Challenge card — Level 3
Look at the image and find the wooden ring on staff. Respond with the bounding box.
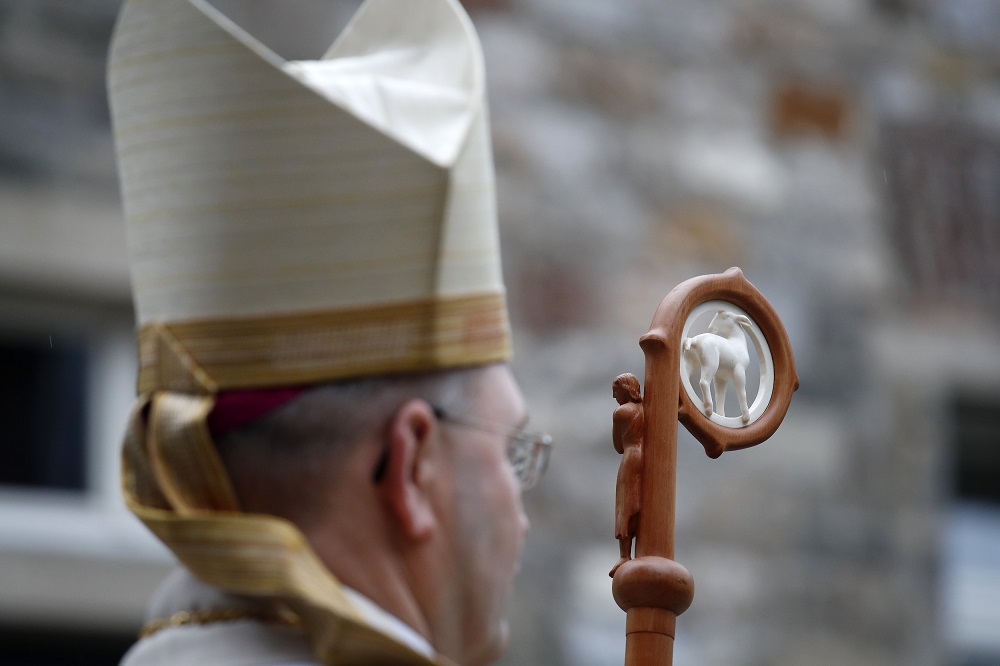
[640,267,799,459]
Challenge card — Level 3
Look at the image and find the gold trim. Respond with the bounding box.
[147,393,239,514]
[137,293,510,394]
[139,607,302,639]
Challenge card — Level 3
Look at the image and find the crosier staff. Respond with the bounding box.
[610,267,799,665]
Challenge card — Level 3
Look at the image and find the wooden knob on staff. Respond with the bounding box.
[613,556,694,664]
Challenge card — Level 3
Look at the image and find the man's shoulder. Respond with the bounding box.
[120,618,320,666]
[121,569,320,666]
[120,568,444,666]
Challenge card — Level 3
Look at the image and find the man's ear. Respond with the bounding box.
[377,399,440,542]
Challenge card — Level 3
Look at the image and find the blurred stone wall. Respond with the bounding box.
[2,1,1000,664]
[479,1,1000,665]
[0,0,118,184]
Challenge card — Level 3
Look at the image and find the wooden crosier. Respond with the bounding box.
[611,267,799,665]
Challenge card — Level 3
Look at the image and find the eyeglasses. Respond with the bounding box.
[431,405,552,491]
[371,403,552,491]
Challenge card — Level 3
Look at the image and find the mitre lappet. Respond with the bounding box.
[107,0,508,663]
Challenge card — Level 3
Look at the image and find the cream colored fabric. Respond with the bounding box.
[109,0,510,392]
[121,569,436,666]
[285,0,480,167]
[109,0,503,326]
[283,0,501,302]
[122,568,320,666]
[339,588,434,660]
[122,618,318,666]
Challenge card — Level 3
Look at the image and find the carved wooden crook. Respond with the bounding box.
[611,267,799,665]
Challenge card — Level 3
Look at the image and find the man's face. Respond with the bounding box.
[443,365,530,665]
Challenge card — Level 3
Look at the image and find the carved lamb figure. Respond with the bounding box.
[683,310,753,424]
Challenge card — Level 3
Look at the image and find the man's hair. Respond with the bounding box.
[215,367,488,527]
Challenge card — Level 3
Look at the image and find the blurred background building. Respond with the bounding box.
[0,0,998,664]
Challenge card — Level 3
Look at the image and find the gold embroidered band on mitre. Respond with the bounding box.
[137,293,511,394]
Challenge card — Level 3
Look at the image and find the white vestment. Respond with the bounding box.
[121,568,433,666]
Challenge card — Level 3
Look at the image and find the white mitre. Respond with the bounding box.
[108,0,509,394]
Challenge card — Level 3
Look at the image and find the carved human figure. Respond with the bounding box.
[610,373,644,578]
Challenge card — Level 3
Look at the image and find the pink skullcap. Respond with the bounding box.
[208,387,305,439]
